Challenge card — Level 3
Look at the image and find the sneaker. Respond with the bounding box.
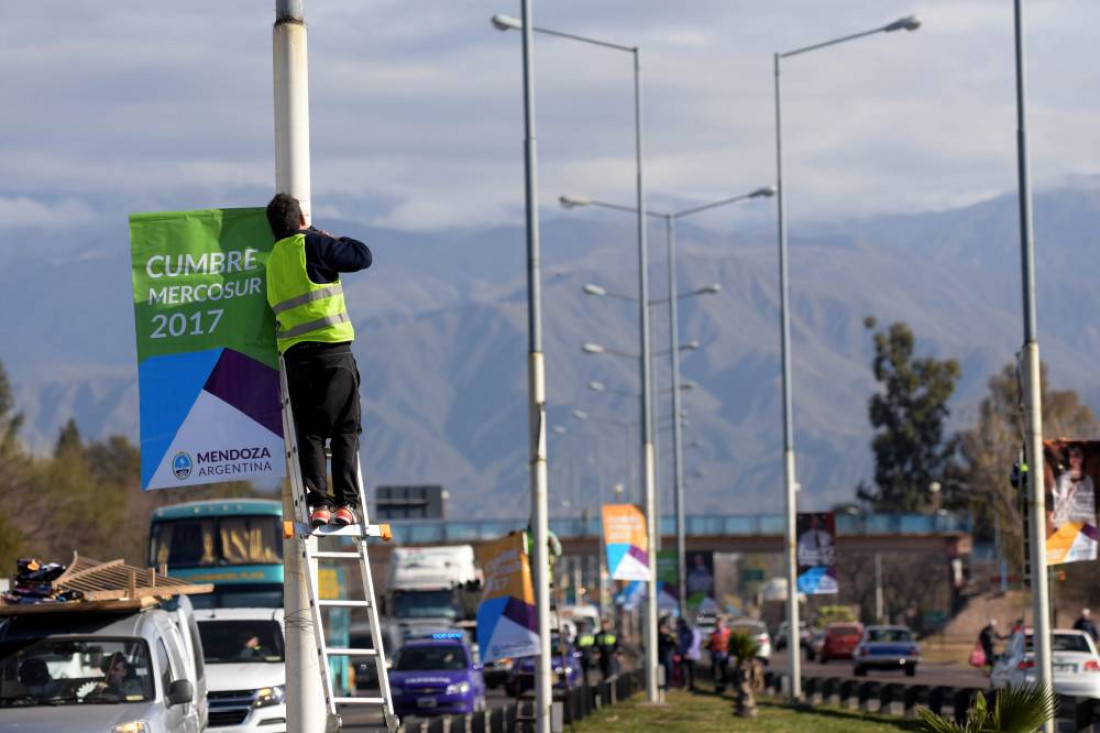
[310,507,332,527]
[334,506,356,527]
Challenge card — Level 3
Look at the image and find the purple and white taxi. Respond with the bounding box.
[389,633,486,717]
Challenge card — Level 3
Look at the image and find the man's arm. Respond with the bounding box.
[304,227,372,274]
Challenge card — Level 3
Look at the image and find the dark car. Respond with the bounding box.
[853,625,920,677]
[506,635,581,696]
[388,634,486,717]
[819,622,863,663]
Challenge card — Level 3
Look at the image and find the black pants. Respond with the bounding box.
[682,659,695,690]
[285,343,361,510]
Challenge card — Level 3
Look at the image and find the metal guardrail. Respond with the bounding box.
[385,513,972,545]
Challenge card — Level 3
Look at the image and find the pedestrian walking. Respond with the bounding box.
[1074,608,1100,643]
[677,617,701,691]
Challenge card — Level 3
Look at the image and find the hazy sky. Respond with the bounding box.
[3,1,1098,235]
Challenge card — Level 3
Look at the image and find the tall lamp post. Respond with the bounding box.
[773,14,919,699]
[490,3,552,729]
[491,14,662,701]
[1013,1,1052,720]
[272,2,324,729]
[562,187,773,614]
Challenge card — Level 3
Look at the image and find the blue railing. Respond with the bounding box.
[383,513,972,545]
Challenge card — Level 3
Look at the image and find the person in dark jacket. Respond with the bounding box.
[978,619,1006,674]
[657,616,677,691]
[1074,608,1100,643]
[677,617,701,691]
[265,193,372,527]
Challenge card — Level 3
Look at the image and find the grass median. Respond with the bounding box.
[570,686,916,733]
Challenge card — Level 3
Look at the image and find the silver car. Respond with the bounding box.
[0,606,205,732]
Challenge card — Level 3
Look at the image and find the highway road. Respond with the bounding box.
[769,649,990,690]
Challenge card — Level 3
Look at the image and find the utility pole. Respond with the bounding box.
[1013,2,1052,726]
[272,1,324,730]
[874,552,884,624]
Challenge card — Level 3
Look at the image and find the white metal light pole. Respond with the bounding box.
[773,14,920,700]
[563,188,771,614]
[1013,0,1053,722]
[490,9,651,695]
[272,1,323,729]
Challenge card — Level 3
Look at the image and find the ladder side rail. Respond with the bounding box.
[302,542,341,723]
[354,459,399,731]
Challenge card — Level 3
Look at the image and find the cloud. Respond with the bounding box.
[3,0,1099,232]
[0,196,97,228]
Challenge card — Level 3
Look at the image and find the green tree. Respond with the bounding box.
[958,362,1099,577]
[859,319,961,512]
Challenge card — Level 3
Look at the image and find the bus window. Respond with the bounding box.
[219,517,282,565]
[152,519,217,568]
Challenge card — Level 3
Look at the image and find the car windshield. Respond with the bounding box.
[393,590,458,620]
[1024,634,1093,654]
[0,637,154,707]
[866,628,912,643]
[198,619,284,664]
[394,644,467,671]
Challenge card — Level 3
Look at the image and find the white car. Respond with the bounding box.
[729,619,772,661]
[197,608,287,732]
[990,628,1100,698]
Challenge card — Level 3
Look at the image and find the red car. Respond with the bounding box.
[819,622,864,663]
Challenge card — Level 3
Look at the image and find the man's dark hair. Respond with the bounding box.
[266,193,303,239]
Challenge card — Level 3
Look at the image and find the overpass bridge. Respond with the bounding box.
[373,512,972,560]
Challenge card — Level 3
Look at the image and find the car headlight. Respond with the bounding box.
[254,685,286,708]
[111,723,150,733]
[445,681,471,695]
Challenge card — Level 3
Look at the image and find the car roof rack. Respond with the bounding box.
[0,553,213,616]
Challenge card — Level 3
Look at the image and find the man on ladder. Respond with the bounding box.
[265,192,371,528]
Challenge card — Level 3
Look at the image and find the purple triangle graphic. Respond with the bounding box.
[627,545,649,566]
[203,349,283,438]
[502,597,538,634]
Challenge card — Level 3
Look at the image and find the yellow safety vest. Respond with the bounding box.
[265,233,355,354]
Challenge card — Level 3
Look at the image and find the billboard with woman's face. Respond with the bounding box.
[1044,440,1099,565]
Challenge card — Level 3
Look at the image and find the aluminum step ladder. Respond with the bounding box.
[278,357,399,732]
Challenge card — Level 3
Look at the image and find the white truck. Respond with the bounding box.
[386,546,480,641]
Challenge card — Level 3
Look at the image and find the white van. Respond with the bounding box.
[196,607,286,732]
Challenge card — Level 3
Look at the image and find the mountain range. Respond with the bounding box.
[7,182,1100,518]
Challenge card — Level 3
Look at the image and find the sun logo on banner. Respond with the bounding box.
[172,452,193,480]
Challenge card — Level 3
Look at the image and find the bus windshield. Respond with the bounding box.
[393,589,458,620]
[150,515,282,569]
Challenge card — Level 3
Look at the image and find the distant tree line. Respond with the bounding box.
[0,360,264,575]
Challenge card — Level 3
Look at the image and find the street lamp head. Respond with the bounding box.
[490,14,522,31]
[559,194,592,209]
[552,425,567,435]
[682,340,701,351]
[884,14,921,32]
[750,186,777,198]
[681,381,695,391]
[581,342,606,354]
[700,284,722,295]
[582,284,607,297]
[571,409,589,421]
[587,381,607,392]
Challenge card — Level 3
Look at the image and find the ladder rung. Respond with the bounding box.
[318,599,373,608]
[326,647,378,657]
[312,551,361,559]
[292,522,392,539]
[334,696,387,706]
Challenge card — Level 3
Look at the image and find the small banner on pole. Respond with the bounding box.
[477,533,539,663]
[796,512,838,595]
[129,208,284,490]
[685,550,717,611]
[1044,439,1099,565]
[602,504,650,581]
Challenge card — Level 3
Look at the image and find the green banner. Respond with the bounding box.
[130,208,284,490]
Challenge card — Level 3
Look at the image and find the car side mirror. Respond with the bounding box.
[167,679,194,706]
